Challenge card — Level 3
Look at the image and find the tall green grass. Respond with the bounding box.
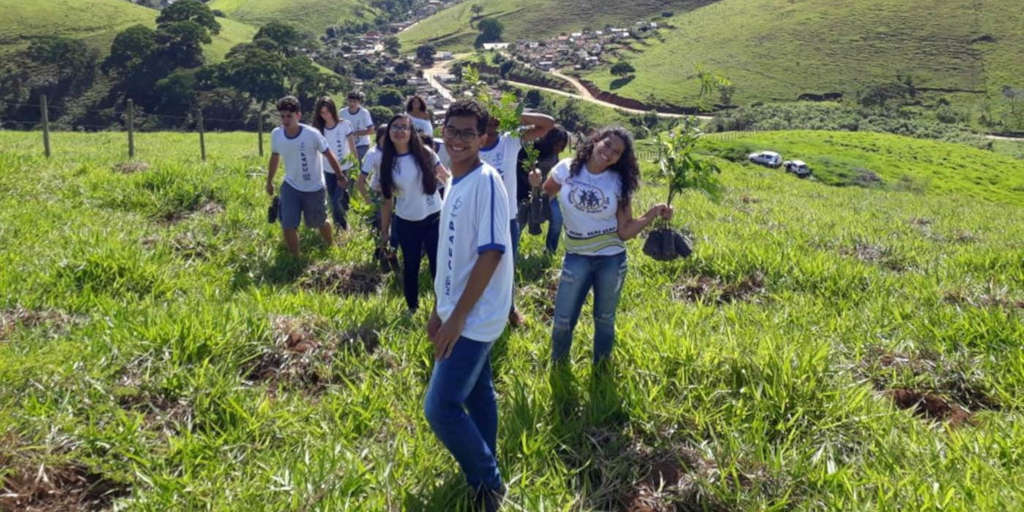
[1,130,1022,509]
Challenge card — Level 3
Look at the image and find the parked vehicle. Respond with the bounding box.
[748,150,782,168]
[783,159,812,178]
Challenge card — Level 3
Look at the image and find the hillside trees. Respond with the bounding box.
[475,18,504,47]
[0,36,98,124]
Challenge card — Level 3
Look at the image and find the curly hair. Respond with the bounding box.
[569,126,639,206]
[379,114,438,199]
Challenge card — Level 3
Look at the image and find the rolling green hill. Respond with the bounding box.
[208,0,377,37]
[398,0,706,51]
[581,0,1024,111]
[1,129,1022,509]
[0,0,258,62]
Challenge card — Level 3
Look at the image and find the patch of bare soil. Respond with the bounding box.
[112,161,149,174]
[0,308,82,341]
[160,200,225,225]
[884,389,972,426]
[299,263,383,296]
[0,435,129,511]
[840,243,909,271]
[244,315,380,394]
[672,271,765,304]
[943,286,1024,310]
[859,348,1001,426]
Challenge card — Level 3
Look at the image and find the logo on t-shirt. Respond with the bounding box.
[299,141,311,181]
[568,181,610,214]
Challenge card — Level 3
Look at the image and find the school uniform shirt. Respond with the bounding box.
[550,158,625,256]
[361,146,382,177]
[370,151,443,221]
[271,124,329,192]
[321,120,355,172]
[412,116,433,136]
[340,106,374,147]
[435,140,451,169]
[479,133,522,218]
[435,163,513,342]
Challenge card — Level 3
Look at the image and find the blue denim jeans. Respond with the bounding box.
[551,251,628,364]
[323,171,351,227]
[546,197,563,253]
[423,337,502,490]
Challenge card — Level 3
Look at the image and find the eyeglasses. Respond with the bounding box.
[443,126,480,141]
[390,125,411,132]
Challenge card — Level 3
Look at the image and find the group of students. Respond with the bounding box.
[264,93,672,510]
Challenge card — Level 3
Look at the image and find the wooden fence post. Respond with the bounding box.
[257,113,264,157]
[198,109,206,162]
[41,95,51,158]
[127,99,135,159]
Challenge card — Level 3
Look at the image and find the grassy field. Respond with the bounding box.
[1,130,1023,510]
[580,0,1024,112]
[398,0,707,52]
[209,0,377,37]
[0,0,258,62]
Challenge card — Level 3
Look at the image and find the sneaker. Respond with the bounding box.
[508,309,525,329]
[471,484,506,512]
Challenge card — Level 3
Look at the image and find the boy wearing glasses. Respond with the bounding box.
[424,100,513,511]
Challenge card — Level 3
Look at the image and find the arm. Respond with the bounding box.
[322,150,348,186]
[520,112,555,143]
[430,250,503,359]
[347,135,359,167]
[616,201,673,241]
[357,173,369,199]
[541,173,561,198]
[265,153,280,195]
[434,162,450,184]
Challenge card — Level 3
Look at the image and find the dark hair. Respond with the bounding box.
[570,126,639,206]
[276,95,300,113]
[347,91,365,102]
[536,124,569,159]
[312,96,339,134]
[443,99,489,134]
[374,124,389,148]
[405,95,428,114]
[380,114,438,199]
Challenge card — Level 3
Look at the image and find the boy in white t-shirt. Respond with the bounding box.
[341,91,376,160]
[479,110,555,328]
[265,96,347,257]
[424,99,512,511]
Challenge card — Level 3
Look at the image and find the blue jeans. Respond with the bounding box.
[546,197,562,253]
[323,171,349,227]
[424,337,502,490]
[551,251,628,364]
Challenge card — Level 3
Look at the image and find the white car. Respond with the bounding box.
[748,151,782,168]
[783,160,812,178]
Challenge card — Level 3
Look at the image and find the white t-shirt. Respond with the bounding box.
[435,141,451,169]
[340,106,374,147]
[370,151,443,221]
[551,158,625,256]
[412,116,433,136]
[361,146,382,176]
[435,163,513,342]
[321,120,355,172]
[271,124,329,192]
[479,134,522,218]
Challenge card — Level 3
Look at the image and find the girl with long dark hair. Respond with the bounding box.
[406,95,434,136]
[314,96,358,230]
[372,114,449,312]
[540,127,673,365]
